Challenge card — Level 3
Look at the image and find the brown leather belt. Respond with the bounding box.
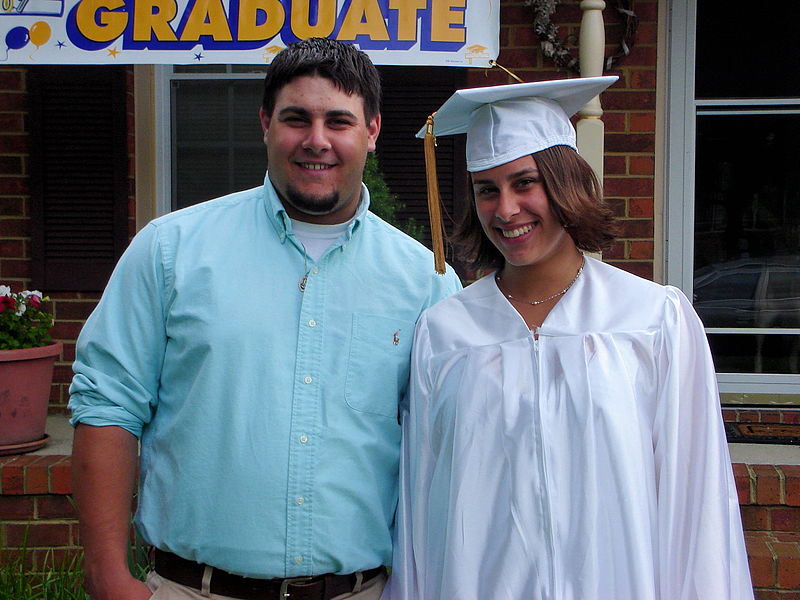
[153,549,385,600]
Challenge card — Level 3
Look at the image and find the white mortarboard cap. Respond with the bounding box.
[417,76,618,172]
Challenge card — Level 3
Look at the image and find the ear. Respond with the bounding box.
[366,113,381,152]
[259,107,271,143]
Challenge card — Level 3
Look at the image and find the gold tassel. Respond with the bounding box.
[424,113,446,274]
[489,60,524,83]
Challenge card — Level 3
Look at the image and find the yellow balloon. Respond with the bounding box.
[29,21,51,48]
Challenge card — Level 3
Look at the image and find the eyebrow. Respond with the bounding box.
[277,106,360,121]
[472,168,540,185]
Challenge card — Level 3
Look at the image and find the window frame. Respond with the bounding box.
[664,0,800,395]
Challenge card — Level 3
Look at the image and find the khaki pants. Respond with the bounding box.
[146,570,387,600]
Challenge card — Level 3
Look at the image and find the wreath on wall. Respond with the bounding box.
[526,0,639,75]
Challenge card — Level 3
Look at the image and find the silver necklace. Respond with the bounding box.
[496,255,585,306]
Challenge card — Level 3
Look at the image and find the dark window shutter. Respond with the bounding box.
[28,66,128,292]
[376,67,467,263]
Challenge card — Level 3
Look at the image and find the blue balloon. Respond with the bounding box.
[6,27,30,51]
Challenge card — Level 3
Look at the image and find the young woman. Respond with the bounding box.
[384,78,753,600]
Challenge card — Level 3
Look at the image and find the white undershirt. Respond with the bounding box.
[290,218,352,261]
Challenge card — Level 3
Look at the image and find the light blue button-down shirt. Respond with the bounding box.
[69,175,461,578]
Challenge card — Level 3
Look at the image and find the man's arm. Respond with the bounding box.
[72,424,151,600]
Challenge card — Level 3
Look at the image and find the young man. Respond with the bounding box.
[69,38,461,600]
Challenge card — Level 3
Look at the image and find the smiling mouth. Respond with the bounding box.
[500,224,534,239]
[298,162,333,171]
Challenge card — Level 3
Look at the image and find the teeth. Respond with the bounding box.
[300,163,331,170]
[501,225,533,238]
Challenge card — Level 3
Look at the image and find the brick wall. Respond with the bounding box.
[0,454,794,597]
[0,65,135,413]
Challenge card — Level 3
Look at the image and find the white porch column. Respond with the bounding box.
[576,0,607,179]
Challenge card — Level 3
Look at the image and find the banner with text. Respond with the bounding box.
[0,0,498,65]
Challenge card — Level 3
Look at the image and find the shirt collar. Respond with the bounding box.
[262,172,370,245]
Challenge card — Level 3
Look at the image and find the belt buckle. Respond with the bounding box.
[279,576,314,599]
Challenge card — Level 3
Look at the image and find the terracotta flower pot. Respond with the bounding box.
[0,340,62,454]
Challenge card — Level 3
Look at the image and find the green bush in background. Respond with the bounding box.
[364,152,424,242]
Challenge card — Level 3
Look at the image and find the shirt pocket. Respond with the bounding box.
[345,313,415,418]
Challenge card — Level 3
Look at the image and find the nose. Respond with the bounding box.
[302,121,331,154]
[493,189,520,223]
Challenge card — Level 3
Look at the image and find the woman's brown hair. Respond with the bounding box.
[452,144,618,272]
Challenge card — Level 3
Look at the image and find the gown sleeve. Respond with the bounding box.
[653,287,754,599]
[383,314,436,600]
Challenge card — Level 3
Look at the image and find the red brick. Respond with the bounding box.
[747,533,777,588]
[0,69,23,90]
[36,495,78,519]
[604,177,654,197]
[628,198,654,218]
[760,410,783,424]
[54,300,98,320]
[740,410,762,423]
[610,261,653,280]
[629,156,654,176]
[0,496,35,519]
[511,25,538,47]
[0,239,24,256]
[604,240,625,260]
[0,259,31,278]
[628,240,653,260]
[4,521,72,547]
[601,112,626,133]
[0,218,29,237]
[50,321,85,341]
[629,112,656,133]
[50,457,72,494]
[783,466,800,507]
[772,508,800,532]
[774,532,800,543]
[783,411,800,424]
[773,541,800,589]
[616,219,654,239]
[0,133,27,153]
[742,506,772,531]
[734,463,754,505]
[24,463,50,495]
[603,91,657,111]
[633,23,659,46]
[0,114,24,133]
[0,176,27,194]
[606,133,655,153]
[499,4,531,24]
[754,465,783,505]
[606,197,626,218]
[604,155,626,176]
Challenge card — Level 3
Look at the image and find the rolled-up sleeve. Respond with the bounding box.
[69,223,169,438]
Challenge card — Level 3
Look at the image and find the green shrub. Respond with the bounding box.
[364,152,424,242]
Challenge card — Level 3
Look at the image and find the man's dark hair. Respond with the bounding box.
[262,37,381,121]
[453,145,618,272]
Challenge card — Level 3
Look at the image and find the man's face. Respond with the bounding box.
[260,75,381,224]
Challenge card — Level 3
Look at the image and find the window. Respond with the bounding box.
[665,1,800,394]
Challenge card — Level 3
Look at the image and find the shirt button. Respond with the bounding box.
[299,434,309,444]
[295,556,304,565]
[308,319,316,327]
[303,376,313,384]
[295,497,305,505]
[312,266,319,274]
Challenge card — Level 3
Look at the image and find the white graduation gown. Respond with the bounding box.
[385,257,753,600]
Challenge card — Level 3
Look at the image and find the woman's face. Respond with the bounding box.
[472,154,574,268]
